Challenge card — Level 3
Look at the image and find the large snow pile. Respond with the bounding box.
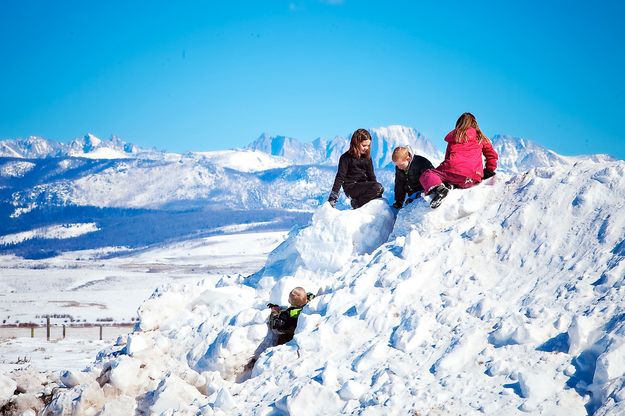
[257,199,395,278]
[41,159,625,415]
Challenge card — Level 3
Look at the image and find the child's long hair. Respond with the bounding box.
[348,128,372,159]
[454,112,491,144]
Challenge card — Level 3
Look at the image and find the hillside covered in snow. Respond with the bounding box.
[29,156,625,415]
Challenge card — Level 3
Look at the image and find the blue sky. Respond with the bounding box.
[1,0,624,159]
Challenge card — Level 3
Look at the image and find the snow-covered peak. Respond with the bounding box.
[193,149,291,172]
[66,133,138,159]
[369,125,443,167]
[83,133,101,149]
[246,125,442,169]
[246,133,306,162]
[70,147,133,159]
[0,134,144,160]
[492,134,569,173]
[0,136,63,158]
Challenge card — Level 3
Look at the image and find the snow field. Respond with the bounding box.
[193,150,291,172]
[0,223,99,245]
[0,231,289,414]
[0,160,36,178]
[43,159,625,415]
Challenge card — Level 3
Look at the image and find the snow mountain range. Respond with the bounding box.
[0,126,614,258]
[0,134,143,160]
[245,125,442,169]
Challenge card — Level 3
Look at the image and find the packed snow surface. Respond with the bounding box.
[0,231,288,326]
[68,147,131,159]
[43,158,625,415]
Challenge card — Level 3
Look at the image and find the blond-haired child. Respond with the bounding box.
[391,146,434,209]
[268,287,315,345]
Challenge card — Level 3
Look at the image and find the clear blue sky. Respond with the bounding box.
[1,0,624,159]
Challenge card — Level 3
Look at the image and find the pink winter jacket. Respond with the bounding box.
[437,127,498,182]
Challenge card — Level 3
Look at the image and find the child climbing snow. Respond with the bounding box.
[420,112,498,208]
[391,146,434,209]
[328,128,384,209]
[268,287,315,345]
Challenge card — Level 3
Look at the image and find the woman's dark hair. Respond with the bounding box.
[348,128,372,159]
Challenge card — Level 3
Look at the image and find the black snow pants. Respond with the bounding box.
[344,181,384,209]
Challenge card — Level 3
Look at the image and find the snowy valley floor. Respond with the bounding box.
[0,231,287,403]
[0,230,289,326]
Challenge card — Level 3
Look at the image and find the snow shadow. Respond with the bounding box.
[237,328,276,383]
[566,349,601,415]
[502,381,523,398]
[536,332,570,353]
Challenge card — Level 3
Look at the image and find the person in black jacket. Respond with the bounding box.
[392,146,434,209]
[328,128,384,209]
[268,287,315,345]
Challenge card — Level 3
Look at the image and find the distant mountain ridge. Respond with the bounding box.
[246,125,444,168]
[1,126,590,174]
[0,126,616,258]
[0,134,143,159]
[492,134,570,173]
[1,126,606,218]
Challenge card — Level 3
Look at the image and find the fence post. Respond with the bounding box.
[99,325,103,341]
[63,324,66,339]
[46,317,50,341]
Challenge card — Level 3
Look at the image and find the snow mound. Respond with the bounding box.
[44,158,625,415]
[257,199,395,281]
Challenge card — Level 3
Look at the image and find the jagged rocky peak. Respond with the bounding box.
[0,136,63,158]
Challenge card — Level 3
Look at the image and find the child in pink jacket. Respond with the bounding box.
[420,112,498,208]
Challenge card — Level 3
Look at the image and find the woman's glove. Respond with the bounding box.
[483,169,496,179]
[328,191,339,208]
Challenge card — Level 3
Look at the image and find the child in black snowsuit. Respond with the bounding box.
[328,128,384,209]
[267,287,315,345]
[391,146,434,209]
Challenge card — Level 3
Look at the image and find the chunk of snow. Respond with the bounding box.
[0,374,17,405]
[287,382,343,416]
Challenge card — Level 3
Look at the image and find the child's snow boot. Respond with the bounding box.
[429,184,449,209]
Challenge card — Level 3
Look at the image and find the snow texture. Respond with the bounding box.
[40,157,625,415]
[0,223,99,245]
